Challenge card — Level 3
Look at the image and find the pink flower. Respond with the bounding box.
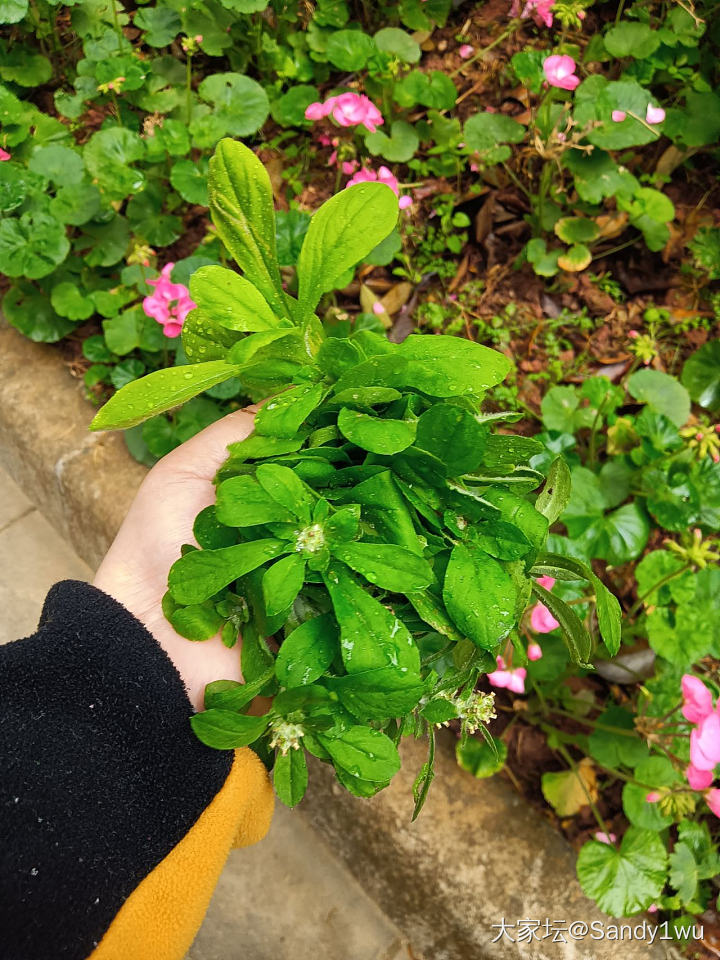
[681,674,714,723]
[315,132,333,146]
[341,160,358,175]
[488,656,527,694]
[328,150,338,166]
[690,712,720,772]
[305,93,384,133]
[511,0,555,27]
[346,164,412,210]
[0,147,10,161]
[459,44,474,59]
[594,831,617,844]
[543,55,580,91]
[527,643,543,661]
[142,263,196,338]
[628,329,639,338]
[686,764,714,791]
[647,904,658,914]
[536,575,555,591]
[372,301,385,315]
[708,789,720,818]
[645,791,661,803]
[531,603,559,632]
[646,104,665,124]
[612,110,627,122]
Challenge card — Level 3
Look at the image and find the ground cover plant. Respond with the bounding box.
[4,0,720,951]
[92,138,620,817]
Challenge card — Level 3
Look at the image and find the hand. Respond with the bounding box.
[94,407,256,710]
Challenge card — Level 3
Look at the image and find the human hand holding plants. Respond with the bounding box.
[94,407,257,711]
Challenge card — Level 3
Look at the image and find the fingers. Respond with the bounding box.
[158,406,257,482]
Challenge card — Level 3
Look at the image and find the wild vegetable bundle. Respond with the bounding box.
[92,139,620,813]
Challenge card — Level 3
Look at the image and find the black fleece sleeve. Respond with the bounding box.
[0,580,233,960]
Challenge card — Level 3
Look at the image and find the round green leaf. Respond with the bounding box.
[627,368,691,428]
[198,73,270,136]
[557,243,592,273]
[0,212,69,279]
[604,22,661,60]
[2,283,74,342]
[170,158,209,205]
[0,49,51,86]
[456,736,507,778]
[365,120,419,162]
[554,217,600,244]
[51,281,94,321]
[0,0,28,23]
[373,27,421,63]
[337,407,416,454]
[464,112,525,151]
[577,827,668,916]
[28,145,84,186]
[133,6,181,46]
[682,340,720,412]
[325,29,376,70]
[270,85,319,127]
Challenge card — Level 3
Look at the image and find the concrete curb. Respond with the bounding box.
[0,323,664,960]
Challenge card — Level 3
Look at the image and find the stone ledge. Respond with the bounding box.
[0,322,663,960]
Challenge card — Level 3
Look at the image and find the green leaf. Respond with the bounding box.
[50,281,93,321]
[216,475,296,526]
[443,543,516,650]
[168,602,224,641]
[2,283,73,343]
[669,842,698,904]
[622,757,678,830]
[271,85,319,127]
[604,22,660,59]
[83,128,145,198]
[256,463,313,522]
[262,553,306,616]
[526,238,560,277]
[320,726,401,782]
[0,212,69,279]
[273,748,308,807]
[394,69,456,110]
[28,145,84,186]
[275,614,338,688]
[0,0,28,23]
[627,369,690,428]
[577,827,667,916]
[208,139,288,321]
[198,73,270,137]
[324,563,420,674]
[365,120,419,163]
[326,666,425,720]
[554,217,600,244]
[682,340,720,412]
[296,182,398,318]
[557,244,592,273]
[464,112,525,151]
[90,360,240,430]
[325,29,375,70]
[134,5,181,45]
[587,707,649,769]
[331,541,433,592]
[170,158,209,205]
[204,671,275,711]
[168,539,287,604]
[102,307,163,355]
[533,552,621,656]
[189,265,281,332]
[337,407,416,454]
[373,26,420,62]
[535,457,572,525]
[191,709,269,749]
[415,403,487,475]
[254,382,326,438]
[532,581,592,666]
[456,735,507,778]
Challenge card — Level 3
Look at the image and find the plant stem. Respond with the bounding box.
[186,53,193,125]
[556,743,611,836]
[450,22,520,78]
[628,562,692,617]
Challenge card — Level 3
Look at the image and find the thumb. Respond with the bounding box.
[159,406,257,482]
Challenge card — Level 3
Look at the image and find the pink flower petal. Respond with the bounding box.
[459,44,474,59]
[686,764,714,791]
[707,788,720,818]
[681,674,714,724]
[0,147,10,161]
[527,643,543,661]
[645,791,661,803]
[530,602,559,633]
[690,713,720,770]
[543,54,580,91]
[611,110,627,122]
[594,831,617,844]
[536,575,555,591]
[645,104,665,124]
